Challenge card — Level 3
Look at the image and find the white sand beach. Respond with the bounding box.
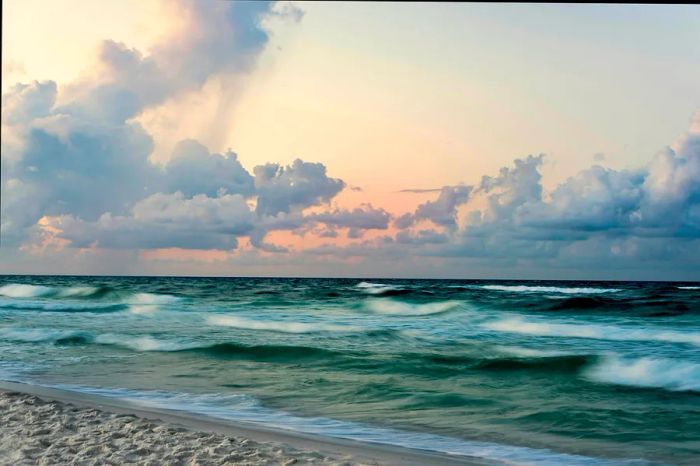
[0,382,477,466]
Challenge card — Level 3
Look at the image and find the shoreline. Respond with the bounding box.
[0,380,483,466]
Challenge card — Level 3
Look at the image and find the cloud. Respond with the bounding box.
[51,192,254,250]
[253,159,345,216]
[399,188,443,193]
[1,0,698,279]
[396,185,472,229]
[309,205,391,230]
[163,139,255,197]
[0,0,282,246]
[1,81,56,126]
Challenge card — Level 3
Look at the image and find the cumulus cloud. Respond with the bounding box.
[163,140,255,197]
[396,185,472,229]
[253,159,345,216]
[0,0,305,249]
[51,192,254,250]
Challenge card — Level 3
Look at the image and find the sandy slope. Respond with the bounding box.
[0,392,375,466]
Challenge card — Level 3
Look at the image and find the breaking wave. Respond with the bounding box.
[207,315,360,333]
[363,298,462,316]
[585,356,700,392]
[480,285,622,294]
[482,317,700,346]
[0,283,107,299]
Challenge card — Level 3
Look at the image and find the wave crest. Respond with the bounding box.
[0,283,108,299]
[585,356,700,392]
[480,285,622,294]
[364,299,462,316]
[207,315,360,333]
[482,317,700,346]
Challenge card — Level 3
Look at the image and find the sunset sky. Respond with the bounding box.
[2,1,700,279]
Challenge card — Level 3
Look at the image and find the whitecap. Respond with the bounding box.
[364,299,462,316]
[93,334,200,352]
[0,283,104,299]
[585,355,700,392]
[482,317,700,346]
[677,286,699,290]
[480,285,622,294]
[207,315,360,333]
[0,284,56,298]
[355,282,403,295]
[126,293,181,314]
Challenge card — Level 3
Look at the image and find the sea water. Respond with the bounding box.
[1,276,699,465]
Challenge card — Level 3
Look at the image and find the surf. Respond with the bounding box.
[481,317,700,346]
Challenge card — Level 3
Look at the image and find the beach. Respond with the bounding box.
[0,382,476,466]
[1,276,698,465]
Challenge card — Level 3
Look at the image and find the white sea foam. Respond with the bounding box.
[0,283,103,299]
[585,356,700,392]
[480,285,622,294]
[364,299,462,316]
[0,327,83,343]
[355,282,402,295]
[94,334,199,352]
[677,286,700,290]
[482,318,700,346]
[207,315,359,333]
[126,293,181,314]
[0,284,56,298]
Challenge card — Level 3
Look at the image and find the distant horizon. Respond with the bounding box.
[1,273,698,284]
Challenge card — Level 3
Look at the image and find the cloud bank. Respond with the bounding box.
[1,1,698,279]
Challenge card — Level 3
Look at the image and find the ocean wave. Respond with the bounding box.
[0,283,108,299]
[93,334,201,352]
[677,286,700,290]
[482,317,700,346]
[355,282,407,296]
[585,356,700,392]
[90,334,344,361]
[207,315,360,333]
[0,301,127,312]
[126,293,182,314]
[473,354,592,373]
[495,345,571,358]
[0,284,178,313]
[364,298,462,316]
[0,327,88,343]
[480,285,622,294]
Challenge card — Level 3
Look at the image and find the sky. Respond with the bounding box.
[1,0,700,280]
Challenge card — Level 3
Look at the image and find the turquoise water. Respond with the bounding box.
[1,276,699,465]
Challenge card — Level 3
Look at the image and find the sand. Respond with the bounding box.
[0,392,369,466]
[0,382,479,466]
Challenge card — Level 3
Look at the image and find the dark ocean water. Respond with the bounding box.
[1,276,699,465]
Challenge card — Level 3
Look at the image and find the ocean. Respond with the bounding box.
[0,275,698,465]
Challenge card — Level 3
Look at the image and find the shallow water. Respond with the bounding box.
[1,276,699,465]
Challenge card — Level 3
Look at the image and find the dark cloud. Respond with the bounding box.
[309,205,391,230]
